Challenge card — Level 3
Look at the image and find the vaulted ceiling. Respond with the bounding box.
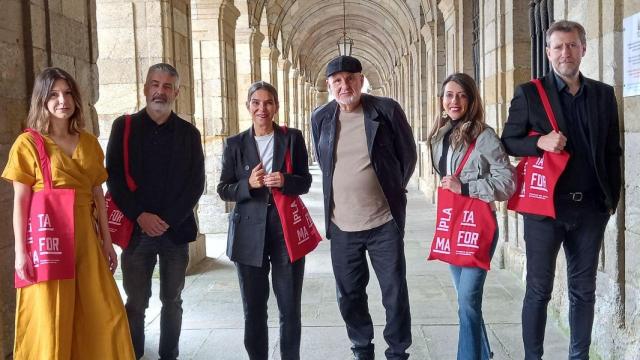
[242,0,437,90]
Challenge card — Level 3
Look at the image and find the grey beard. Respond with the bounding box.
[337,95,359,106]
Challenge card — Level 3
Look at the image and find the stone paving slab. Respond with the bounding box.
[120,167,571,359]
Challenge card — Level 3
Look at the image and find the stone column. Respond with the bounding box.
[191,0,240,258]
[260,43,271,85]
[370,88,385,97]
[261,45,279,89]
[500,0,536,271]
[277,59,290,125]
[392,67,401,100]
[316,89,329,107]
[297,74,306,131]
[303,81,312,148]
[414,39,428,141]
[96,0,195,129]
[236,26,263,131]
[400,56,409,114]
[418,24,437,200]
[438,0,475,75]
[289,68,299,129]
[0,0,99,356]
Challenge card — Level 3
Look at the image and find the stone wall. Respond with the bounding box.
[0,1,98,357]
[618,1,640,357]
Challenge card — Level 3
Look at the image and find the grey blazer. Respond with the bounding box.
[429,125,516,206]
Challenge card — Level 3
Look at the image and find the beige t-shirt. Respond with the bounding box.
[331,105,393,231]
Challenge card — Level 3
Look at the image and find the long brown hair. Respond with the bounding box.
[427,73,486,150]
[26,67,84,134]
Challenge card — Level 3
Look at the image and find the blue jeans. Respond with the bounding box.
[122,231,189,360]
[449,214,498,360]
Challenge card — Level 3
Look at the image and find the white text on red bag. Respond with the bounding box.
[16,130,76,288]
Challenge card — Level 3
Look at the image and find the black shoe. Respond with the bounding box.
[352,349,375,360]
[353,355,374,360]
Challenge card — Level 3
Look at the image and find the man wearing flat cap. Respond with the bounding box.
[311,55,416,360]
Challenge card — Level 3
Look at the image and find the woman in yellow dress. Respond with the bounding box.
[2,67,135,359]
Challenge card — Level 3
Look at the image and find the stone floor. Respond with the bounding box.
[119,166,571,360]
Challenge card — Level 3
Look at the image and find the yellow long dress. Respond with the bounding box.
[2,130,135,360]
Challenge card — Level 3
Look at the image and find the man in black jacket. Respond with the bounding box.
[106,63,205,360]
[501,21,622,360]
[311,56,416,360]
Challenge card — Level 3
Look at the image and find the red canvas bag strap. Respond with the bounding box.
[531,78,560,132]
[123,114,137,191]
[453,140,476,177]
[25,129,53,190]
[280,125,293,173]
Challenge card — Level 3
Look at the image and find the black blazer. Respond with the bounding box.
[311,94,417,237]
[501,72,622,213]
[106,109,205,244]
[217,123,312,267]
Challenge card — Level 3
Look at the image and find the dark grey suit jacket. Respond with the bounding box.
[217,123,312,267]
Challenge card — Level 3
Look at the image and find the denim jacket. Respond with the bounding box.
[429,123,516,208]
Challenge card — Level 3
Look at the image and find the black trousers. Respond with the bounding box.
[329,220,412,360]
[236,205,305,360]
[522,201,610,360]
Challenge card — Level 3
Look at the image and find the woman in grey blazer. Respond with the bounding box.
[428,73,516,360]
[217,81,312,360]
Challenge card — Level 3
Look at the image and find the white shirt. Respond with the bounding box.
[254,132,275,173]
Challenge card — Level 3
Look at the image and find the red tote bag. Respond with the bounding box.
[15,130,76,288]
[428,141,496,270]
[507,79,570,218]
[105,115,137,249]
[272,128,322,262]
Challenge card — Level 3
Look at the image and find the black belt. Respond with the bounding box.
[557,190,598,202]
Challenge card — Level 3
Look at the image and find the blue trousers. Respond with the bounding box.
[449,214,498,360]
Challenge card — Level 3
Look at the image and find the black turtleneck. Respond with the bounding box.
[438,119,469,195]
[438,119,461,175]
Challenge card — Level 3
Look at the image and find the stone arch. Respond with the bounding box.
[269,0,420,93]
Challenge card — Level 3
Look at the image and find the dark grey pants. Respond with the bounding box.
[122,232,189,360]
[329,220,412,360]
[236,205,305,360]
[522,202,610,360]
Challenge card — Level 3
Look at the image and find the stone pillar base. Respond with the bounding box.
[205,233,228,260]
[187,233,207,275]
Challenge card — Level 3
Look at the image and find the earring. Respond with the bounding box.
[441,110,448,119]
